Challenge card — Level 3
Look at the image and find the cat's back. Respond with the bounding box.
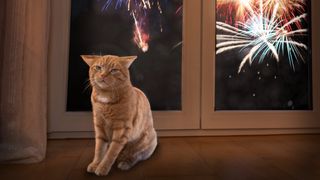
[133,87,151,111]
[132,87,153,127]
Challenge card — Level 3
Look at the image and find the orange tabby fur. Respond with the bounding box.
[81,55,157,176]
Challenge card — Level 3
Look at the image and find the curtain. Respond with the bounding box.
[0,0,50,163]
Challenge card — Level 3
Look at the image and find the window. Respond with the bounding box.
[201,0,320,130]
[49,0,201,134]
[49,0,320,137]
[67,0,183,111]
[215,0,312,110]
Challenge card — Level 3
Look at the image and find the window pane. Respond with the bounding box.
[67,0,183,111]
[215,0,312,110]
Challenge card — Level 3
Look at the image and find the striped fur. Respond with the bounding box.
[81,55,157,176]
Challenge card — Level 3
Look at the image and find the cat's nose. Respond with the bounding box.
[103,77,108,82]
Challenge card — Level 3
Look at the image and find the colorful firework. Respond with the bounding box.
[132,12,149,52]
[99,0,164,52]
[216,0,308,73]
[262,0,306,30]
[216,0,255,25]
[216,0,306,27]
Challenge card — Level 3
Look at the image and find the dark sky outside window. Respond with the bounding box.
[215,0,312,110]
[67,0,183,111]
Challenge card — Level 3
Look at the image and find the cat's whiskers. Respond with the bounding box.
[82,78,92,93]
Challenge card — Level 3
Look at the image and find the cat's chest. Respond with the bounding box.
[93,106,115,139]
[94,105,114,125]
[94,103,126,129]
[95,95,110,104]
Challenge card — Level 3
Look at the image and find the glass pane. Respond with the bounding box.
[67,0,183,111]
[215,0,312,110]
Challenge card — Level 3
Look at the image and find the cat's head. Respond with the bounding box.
[81,55,137,91]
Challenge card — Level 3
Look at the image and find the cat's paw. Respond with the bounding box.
[117,161,132,171]
[95,165,110,176]
[87,162,99,173]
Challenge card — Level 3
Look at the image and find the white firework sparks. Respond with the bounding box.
[216,0,308,73]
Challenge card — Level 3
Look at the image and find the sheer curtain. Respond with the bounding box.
[0,0,50,163]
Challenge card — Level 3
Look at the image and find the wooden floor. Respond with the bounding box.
[0,135,319,180]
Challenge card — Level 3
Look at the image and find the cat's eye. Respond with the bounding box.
[110,69,119,74]
[94,65,102,71]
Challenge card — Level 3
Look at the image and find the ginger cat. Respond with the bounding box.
[81,55,157,176]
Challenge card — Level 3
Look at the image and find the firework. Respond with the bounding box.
[101,0,158,11]
[100,0,164,52]
[216,0,307,27]
[262,0,306,30]
[216,0,308,73]
[262,0,306,17]
[216,0,255,25]
[132,12,149,52]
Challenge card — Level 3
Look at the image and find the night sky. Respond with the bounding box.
[67,0,311,111]
[215,0,312,110]
[67,0,182,111]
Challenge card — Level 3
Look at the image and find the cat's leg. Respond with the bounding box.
[117,130,157,170]
[138,131,157,161]
[116,143,135,170]
[87,126,108,173]
[95,129,128,176]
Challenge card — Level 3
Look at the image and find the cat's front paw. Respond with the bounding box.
[117,161,132,171]
[87,162,99,173]
[95,165,111,176]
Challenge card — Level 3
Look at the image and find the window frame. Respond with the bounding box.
[201,0,320,129]
[48,0,201,134]
[48,0,320,138]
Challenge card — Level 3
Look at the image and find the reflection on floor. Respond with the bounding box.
[0,135,319,180]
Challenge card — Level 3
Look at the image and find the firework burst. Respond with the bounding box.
[216,0,254,25]
[132,12,149,52]
[100,0,164,52]
[216,0,307,27]
[216,0,308,73]
[262,0,306,30]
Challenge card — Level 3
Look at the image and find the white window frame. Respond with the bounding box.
[48,0,202,137]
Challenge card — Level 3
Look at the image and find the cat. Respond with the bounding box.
[81,55,157,176]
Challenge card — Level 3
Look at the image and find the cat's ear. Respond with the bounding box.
[81,55,100,66]
[118,56,137,68]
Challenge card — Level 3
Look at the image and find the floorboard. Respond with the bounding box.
[0,135,319,180]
